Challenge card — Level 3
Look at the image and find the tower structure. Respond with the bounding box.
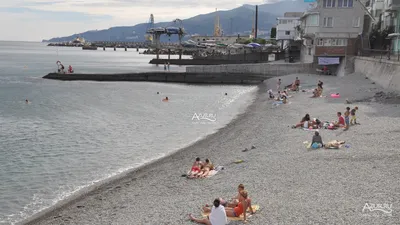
[214,8,222,37]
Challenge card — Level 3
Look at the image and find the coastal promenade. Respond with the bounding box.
[23,73,400,224]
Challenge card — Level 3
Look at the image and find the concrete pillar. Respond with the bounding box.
[156,48,160,60]
[179,49,182,60]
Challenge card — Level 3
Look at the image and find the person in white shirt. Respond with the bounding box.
[189,199,227,225]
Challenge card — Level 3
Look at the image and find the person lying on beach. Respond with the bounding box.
[324,140,345,149]
[188,157,203,178]
[292,114,311,128]
[202,190,253,224]
[196,159,214,178]
[311,131,324,149]
[219,184,253,208]
[334,112,345,128]
[189,198,227,225]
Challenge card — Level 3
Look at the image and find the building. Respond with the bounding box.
[276,12,303,40]
[190,35,250,45]
[299,0,368,64]
[365,0,400,53]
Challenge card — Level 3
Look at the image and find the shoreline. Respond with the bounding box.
[22,73,400,225]
[18,83,264,225]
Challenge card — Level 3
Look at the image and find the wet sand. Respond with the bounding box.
[22,73,400,225]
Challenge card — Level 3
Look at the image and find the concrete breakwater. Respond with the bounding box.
[186,61,315,76]
[42,72,266,84]
[149,58,269,65]
[354,56,400,92]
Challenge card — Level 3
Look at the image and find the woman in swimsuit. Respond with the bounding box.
[197,159,214,178]
[188,157,202,178]
[203,190,253,224]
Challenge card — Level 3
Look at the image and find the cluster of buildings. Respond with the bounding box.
[276,0,400,66]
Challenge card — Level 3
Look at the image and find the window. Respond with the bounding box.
[323,0,336,7]
[352,17,360,27]
[280,20,287,24]
[307,14,319,26]
[338,0,353,7]
[331,39,348,46]
[323,17,334,27]
[287,20,293,23]
[285,31,290,35]
[317,39,324,46]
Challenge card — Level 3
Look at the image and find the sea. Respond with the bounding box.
[0,41,257,224]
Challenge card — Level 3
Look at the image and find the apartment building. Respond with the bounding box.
[299,0,366,63]
[276,12,303,40]
[374,0,400,52]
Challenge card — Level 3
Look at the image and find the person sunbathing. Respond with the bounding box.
[188,157,203,178]
[292,114,310,128]
[324,140,345,149]
[202,190,253,224]
[189,198,227,225]
[196,159,214,178]
[219,184,253,208]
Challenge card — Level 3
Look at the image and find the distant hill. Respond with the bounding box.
[244,0,310,16]
[43,0,309,43]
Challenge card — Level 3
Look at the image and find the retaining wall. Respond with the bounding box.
[186,62,315,77]
[354,56,400,92]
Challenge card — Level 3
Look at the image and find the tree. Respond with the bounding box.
[270,27,276,39]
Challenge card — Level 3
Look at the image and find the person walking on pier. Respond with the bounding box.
[164,63,167,71]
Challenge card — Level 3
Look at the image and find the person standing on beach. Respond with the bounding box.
[350,107,359,125]
[344,107,350,130]
[189,198,227,225]
[277,79,281,91]
[295,77,300,91]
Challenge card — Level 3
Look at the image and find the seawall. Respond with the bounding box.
[354,56,400,92]
[149,58,268,65]
[42,72,267,84]
[186,61,315,76]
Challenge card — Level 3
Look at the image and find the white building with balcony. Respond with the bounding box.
[276,12,303,40]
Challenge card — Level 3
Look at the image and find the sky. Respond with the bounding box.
[0,0,275,41]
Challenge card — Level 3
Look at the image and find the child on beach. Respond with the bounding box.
[277,79,281,91]
[344,107,350,130]
[350,107,359,125]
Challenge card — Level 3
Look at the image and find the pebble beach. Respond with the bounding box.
[22,73,400,225]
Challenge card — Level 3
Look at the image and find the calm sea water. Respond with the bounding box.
[0,42,257,224]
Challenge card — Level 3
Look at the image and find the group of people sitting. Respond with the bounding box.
[188,158,214,178]
[292,114,322,129]
[311,80,324,98]
[189,184,255,225]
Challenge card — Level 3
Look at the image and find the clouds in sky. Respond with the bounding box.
[0,0,269,41]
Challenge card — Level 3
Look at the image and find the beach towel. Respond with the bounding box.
[202,205,260,221]
[303,128,319,132]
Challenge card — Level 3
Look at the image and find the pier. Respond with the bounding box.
[43,72,266,84]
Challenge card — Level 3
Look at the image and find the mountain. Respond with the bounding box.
[43,0,309,43]
[244,0,310,16]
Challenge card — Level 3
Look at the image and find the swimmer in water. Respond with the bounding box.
[25,99,29,103]
[166,97,168,100]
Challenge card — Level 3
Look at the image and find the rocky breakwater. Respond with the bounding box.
[42,72,267,84]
